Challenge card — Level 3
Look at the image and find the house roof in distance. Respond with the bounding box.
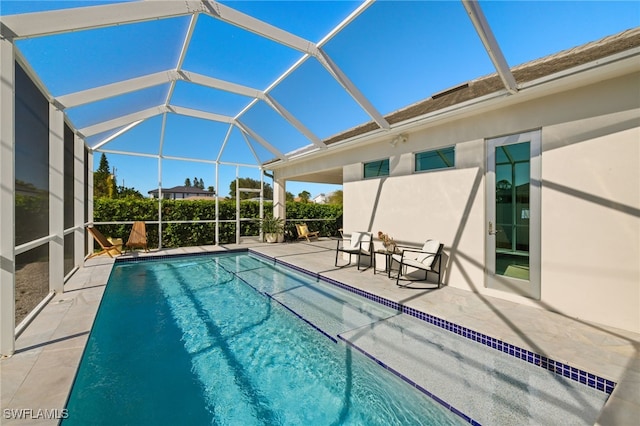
[148,185,213,195]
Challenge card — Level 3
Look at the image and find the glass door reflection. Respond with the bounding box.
[495,142,530,280]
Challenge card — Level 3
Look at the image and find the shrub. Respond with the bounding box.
[92,199,342,248]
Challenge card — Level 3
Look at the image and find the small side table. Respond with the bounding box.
[374,249,401,277]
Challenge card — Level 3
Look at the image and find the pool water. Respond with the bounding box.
[63,253,464,425]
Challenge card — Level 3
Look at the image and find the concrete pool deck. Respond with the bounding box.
[1,239,638,424]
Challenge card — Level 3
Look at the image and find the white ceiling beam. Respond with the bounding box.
[165,14,199,106]
[97,149,158,160]
[180,71,262,99]
[315,48,390,130]
[215,124,235,163]
[57,71,178,109]
[239,130,261,164]
[264,94,325,149]
[0,1,206,40]
[218,160,260,168]
[235,98,261,121]
[462,0,518,94]
[168,105,234,123]
[57,69,263,110]
[317,0,374,48]
[234,120,286,162]
[91,120,144,151]
[260,0,374,95]
[162,154,216,165]
[202,0,317,55]
[79,105,167,137]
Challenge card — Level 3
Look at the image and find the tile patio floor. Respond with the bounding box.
[1,238,638,425]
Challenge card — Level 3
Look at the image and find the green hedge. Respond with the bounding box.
[93,198,342,248]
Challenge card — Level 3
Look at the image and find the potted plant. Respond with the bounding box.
[261,216,285,243]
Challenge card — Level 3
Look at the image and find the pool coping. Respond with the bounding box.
[115,249,616,425]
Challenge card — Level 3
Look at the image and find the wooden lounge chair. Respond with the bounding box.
[126,221,149,252]
[335,231,373,270]
[87,226,121,258]
[296,223,320,242]
[392,239,444,287]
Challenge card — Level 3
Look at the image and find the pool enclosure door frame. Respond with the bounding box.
[485,129,541,299]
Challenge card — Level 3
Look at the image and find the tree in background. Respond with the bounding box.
[328,190,343,205]
[117,185,144,199]
[286,191,294,202]
[185,177,206,189]
[229,177,273,200]
[94,153,117,199]
[298,190,311,203]
[94,153,144,199]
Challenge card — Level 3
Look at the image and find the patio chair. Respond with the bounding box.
[335,231,373,270]
[296,223,320,242]
[87,226,122,258]
[392,239,444,287]
[126,221,149,252]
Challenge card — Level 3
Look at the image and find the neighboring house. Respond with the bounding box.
[148,186,215,200]
[312,193,327,204]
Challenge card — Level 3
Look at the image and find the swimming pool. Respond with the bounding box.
[63,252,609,425]
[63,253,463,425]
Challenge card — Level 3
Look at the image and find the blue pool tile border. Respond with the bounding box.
[338,334,478,425]
[248,249,617,397]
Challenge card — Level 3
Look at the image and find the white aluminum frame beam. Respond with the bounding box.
[82,104,234,141]
[91,120,144,151]
[57,69,262,110]
[263,94,325,149]
[49,105,64,294]
[0,1,206,40]
[462,0,518,94]
[79,106,167,137]
[181,71,263,99]
[202,0,316,55]
[165,14,198,106]
[235,121,286,161]
[240,130,261,165]
[203,0,387,132]
[168,105,234,123]
[0,36,16,356]
[57,71,178,109]
[216,124,235,163]
[73,133,85,268]
[4,0,388,166]
[315,48,390,130]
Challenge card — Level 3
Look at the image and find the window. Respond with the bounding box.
[15,62,49,246]
[415,146,455,172]
[364,159,389,178]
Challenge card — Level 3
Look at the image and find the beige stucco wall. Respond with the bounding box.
[272,71,640,333]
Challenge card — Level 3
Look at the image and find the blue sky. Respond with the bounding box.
[3,0,638,199]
